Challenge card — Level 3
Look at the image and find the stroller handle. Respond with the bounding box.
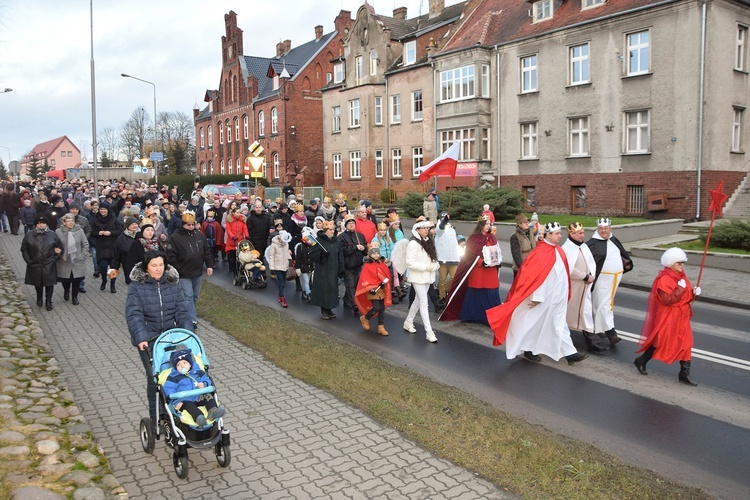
[168,385,216,401]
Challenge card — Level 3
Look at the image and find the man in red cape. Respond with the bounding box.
[355,246,393,336]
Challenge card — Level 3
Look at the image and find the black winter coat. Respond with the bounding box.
[125,265,192,347]
[91,211,122,260]
[339,229,367,270]
[246,210,273,254]
[308,232,344,309]
[21,229,62,286]
[167,227,214,279]
[113,232,137,283]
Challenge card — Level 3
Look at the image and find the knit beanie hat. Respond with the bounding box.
[170,348,192,369]
[124,217,139,229]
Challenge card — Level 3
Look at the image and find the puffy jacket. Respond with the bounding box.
[267,234,291,272]
[246,210,273,254]
[21,228,62,287]
[224,212,248,252]
[167,226,214,278]
[406,228,440,284]
[125,265,192,347]
[162,355,213,404]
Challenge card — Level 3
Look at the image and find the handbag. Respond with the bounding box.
[482,243,503,267]
[285,265,296,281]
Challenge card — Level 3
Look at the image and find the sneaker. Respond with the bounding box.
[566,352,589,365]
[207,407,225,420]
[321,310,331,320]
[301,292,309,301]
[523,351,542,363]
[326,309,337,319]
[426,331,438,343]
[195,414,207,427]
[192,321,198,332]
[403,323,416,334]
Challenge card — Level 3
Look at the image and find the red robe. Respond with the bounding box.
[354,259,393,314]
[201,220,225,251]
[637,267,694,363]
[486,241,570,346]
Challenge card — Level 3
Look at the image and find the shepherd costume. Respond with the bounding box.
[354,256,393,322]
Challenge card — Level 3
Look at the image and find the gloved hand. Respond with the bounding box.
[677,279,686,288]
[369,289,378,295]
[693,286,701,296]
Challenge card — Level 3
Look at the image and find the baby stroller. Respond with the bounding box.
[139,328,231,479]
[232,239,267,289]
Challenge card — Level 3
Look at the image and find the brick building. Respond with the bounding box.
[194,10,354,188]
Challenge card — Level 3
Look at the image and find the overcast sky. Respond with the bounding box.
[0,0,460,166]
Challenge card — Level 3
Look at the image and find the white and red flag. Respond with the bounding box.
[417,142,460,183]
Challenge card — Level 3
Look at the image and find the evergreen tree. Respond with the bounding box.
[42,159,52,176]
[168,141,189,175]
[26,154,41,180]
[0,159,8,181]
[100,151,113,168]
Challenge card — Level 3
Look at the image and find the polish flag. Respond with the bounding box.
[417,142,460,183]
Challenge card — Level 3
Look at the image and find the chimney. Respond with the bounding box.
[429,0,445,19]
[283,39,291,54]
[315,25,323,40]
[393,7,407,20]
[276,41,284,57]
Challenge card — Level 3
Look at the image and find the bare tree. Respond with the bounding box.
[98,127,119,161]
[120,106,149,163]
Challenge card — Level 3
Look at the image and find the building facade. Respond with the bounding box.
[20,135,81,177]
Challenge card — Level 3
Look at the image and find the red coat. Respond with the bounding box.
[201,220,225,251]
[224,215,248,252]
[354,259,393,314]
[637,268,694,363]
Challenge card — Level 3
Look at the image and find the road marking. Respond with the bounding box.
[616,330,750,371]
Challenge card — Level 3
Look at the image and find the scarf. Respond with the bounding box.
[62,230,77,261]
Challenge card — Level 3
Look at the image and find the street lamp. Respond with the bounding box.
[1,88,12,93]
[121,73,158,186]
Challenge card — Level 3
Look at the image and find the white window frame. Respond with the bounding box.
[208,125,213,147]
[412,90,423,121]
[226,119,232,143]
[412,147,423,178]
[736,25,748,72]
[624,110,650,154]
[273,152,280,179]
[349,151,361,179]
[235,117,240,142]
[627,30,650,76]
[219,121,224,144]
[375,150,383,178]
[570,43,590,85]
[348,99,360,128]
[732,107,744,152]
[273,75,280,90]
[355,56,363,85]
[404,41,417,66]
[627,185,644,213]
[334,62,344,83]
[236,158,240,175]
[333,154,342,179]
[258,111,265,136]
[440,129,476,160]
[201,162,206,175]
[521,55,538,93]
[243,115,249,139]
[481,64,490,98]
[440,65,476,102]
[533,0,552,22]
[220,160,225,175]
[228,158,233,175]
[200,127,205,148]
[391,94,401,124]
[271,108,278,134]
[374,96,383,126]
[391,149,402,177]
[582,0,604,10]
[370,49,378,75]
[332,106,341,133]
[481,128,491,160]
[521,122,538,159]
[568,116,590,156]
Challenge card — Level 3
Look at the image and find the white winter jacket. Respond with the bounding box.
[406,231,440,284]
[267,235,291,272]
[435,225,460,264]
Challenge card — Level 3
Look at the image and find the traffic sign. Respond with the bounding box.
[248,156,264,171]
[149,152,164,161]
[141,167,149,174]
[250,172,263,178]
[249,141,263,157]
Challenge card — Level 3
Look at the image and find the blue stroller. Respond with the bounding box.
[139,328,231,479]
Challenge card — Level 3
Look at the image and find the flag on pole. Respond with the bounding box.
[417,142,460,183]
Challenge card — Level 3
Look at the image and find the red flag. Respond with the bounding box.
[708,181,728,217]
[418,142,460,183]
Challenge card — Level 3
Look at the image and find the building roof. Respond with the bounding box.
[374,2,467,41]
[26,136,79,159]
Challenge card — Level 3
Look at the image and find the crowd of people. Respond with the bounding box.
[1,177,701,385]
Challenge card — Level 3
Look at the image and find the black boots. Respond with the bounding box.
[604,329,621,346]
[679,361,698,386]
[100,278,106,291]
[64,289,70,301]
[634,346,655,375]
[110,280,117,294]
[45,299,53,311]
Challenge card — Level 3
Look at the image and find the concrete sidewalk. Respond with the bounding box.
[0,232,509,499]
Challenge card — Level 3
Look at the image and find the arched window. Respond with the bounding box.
[236,158,241,174]
[209,160,214,173]
[219,121,224,144]
[226,120,232,143]
[220,160,225,175]
[201,162,206,175]
[228,158,233,175]
[199,127,205,148]
[234,117,240,142]
[271,108,278,134]
[273,152,280,179]
[258,111,265,136]
[243,115,249,139]
[208,125,213,146]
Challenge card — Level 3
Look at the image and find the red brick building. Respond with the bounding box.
[194,10,354,188]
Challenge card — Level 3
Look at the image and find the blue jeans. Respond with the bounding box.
[0,212,8,231]
[275,272,286,297]
[299,272,311,294]
[180,276,203,323]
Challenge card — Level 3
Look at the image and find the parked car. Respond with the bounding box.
[228,180,256,196]
[201,184,248,203]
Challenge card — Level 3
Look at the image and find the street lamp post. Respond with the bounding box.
[121,73,158,186]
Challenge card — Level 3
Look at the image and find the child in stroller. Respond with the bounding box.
[163,348,226,427]
[233,239,267,289]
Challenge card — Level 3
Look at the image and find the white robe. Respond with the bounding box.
[504,241,577,361]
[591,239,624,333]
[561,239,596,332]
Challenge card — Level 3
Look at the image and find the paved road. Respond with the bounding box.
[0,232,509,499]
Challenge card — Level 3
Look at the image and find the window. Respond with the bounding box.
[200,127,205,149]
[625,110,650,153]
[50,159,55,166]
[333,153,342,179]
[572,186,586,211]
[627,185,644,213]
[355,56,363,85]
[226,120,231,142]
[219,121,224,144]
[736,25,748,72]
[627,30,650,76]
[582,0,604,9]
[236,158,240,175]
[533,0,552,22]
[521,122,538,159]
[220,160,225,175]
[570,43,590,85]
[569,116,590,156]
[273,153,280,179]
[375,150,383,177]
[481,64,490,98]
[374,96,383,125]
[412,90,423,121]
[208,125,213,146]
[440,129,476,160]
[404,41,416,66]
[273,75,280,90]
[201,162,206,175]
[391,149,402,177]
[258,111,265,136]
[391,94,401,124]
[481,128,491,160]
[228,159,233,175]
[332,106,341,133]
[524,187,536,209]
[349,151,361,178]
[209,160,213,174]
[732,107,744,152]
[326,72,332,84]
[235,117,240,142]
[349,99,360,127]
[243,115,249,139]
[271,108,278,134]
[412,147,423,177]
[521,55,538,93]
[334,62,344,83]
[440,65,475,102]
[370,49,378,75]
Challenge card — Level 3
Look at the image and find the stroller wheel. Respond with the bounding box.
[173,451,189,479]
[232,277,239,286]
[139,417,155,454]
[215,442,231,467]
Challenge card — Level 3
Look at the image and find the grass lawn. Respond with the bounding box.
[657,239,750,255]
[198,283,709,499]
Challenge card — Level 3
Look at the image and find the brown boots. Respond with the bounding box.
[377,325,389,336]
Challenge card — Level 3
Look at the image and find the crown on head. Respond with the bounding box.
[544,221,561,233]
[596,217,611,227]
[567,222,584,232]
[478,215,490,222]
